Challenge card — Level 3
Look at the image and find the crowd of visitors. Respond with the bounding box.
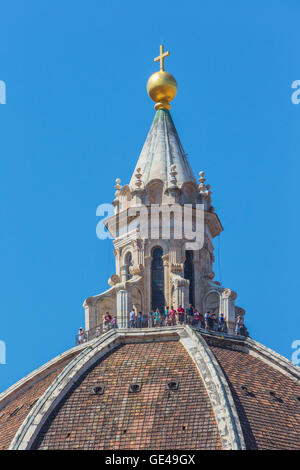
[77,305,247,344]
[103,312,118,331]
[127,304,246,334]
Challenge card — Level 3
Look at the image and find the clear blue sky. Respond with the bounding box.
[0,0,299,392]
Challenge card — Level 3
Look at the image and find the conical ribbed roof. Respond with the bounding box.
[130,108,196,188]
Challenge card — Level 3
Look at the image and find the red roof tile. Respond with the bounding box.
[33,341,222,450]
[210,345,300,449]
[0,354,78,450]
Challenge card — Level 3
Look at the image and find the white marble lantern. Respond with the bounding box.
[83,108,245,333]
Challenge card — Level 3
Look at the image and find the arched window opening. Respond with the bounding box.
[184,250,195,307]
[151,247,165,313]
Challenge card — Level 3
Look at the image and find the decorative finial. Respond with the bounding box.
[135,168,143,189]
[147,44,177,111]
[198,171,206,192]
[115,178,122,198]
[169,164,178,187]
[199,171,213,210]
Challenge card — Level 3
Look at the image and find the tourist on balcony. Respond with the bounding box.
[192,309,200,327]
[212,313,219,332]
[169,307,176,326]
[164,307,170,326]
[219,313,226,332]
[141,312,147,328]
[186,304,194,325]
[129,309,136,328]
[78,327,85,344]
[177,305,185,325]
[208,312,215,330]
[136,311,143,328]
[204,311,210,330]
[235,315,243,335]
[166,307,173,326]
[95,326,101,337]
[111,317,118,329]
[240,322,247,336]
[198,311,204,328]
[148,310,154,328]
[154,309,160,327]
[104,312,112,331]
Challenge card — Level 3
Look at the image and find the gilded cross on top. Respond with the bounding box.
[154,45,170,71]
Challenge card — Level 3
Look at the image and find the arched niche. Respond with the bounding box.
[124,251,133,280]
[132,286,143,313]
[145,240,168,258]
[204,291,220,316]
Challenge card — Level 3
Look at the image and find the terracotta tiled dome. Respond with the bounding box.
[1,327,299,450]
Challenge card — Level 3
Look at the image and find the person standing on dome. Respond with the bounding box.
[159,309,165,326]
[192,309,200,327]
[204,311,210,330]
[148,310,154,328]
[78,327,85,344]
[164,306,170,326]
[95,326,101,337]
[137,311,143,328]
[129,309,136,328]
[169,306,176,326]
[186,304,194,325]
[207,312,214,330]
[154,309,160,327]
[219,313,226,332]
[198,311,204,328]
[104,312,112,331]
[213,314,219,332]
[142,311,148,328]
[235,316,243,335]
[177,305,185,325]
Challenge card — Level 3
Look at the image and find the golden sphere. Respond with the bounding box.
[147,71,177,109]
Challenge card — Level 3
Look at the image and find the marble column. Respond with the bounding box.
[116,289,130,328]
[221,289,237,334]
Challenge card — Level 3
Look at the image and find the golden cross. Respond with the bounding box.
[154,45,170,72]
